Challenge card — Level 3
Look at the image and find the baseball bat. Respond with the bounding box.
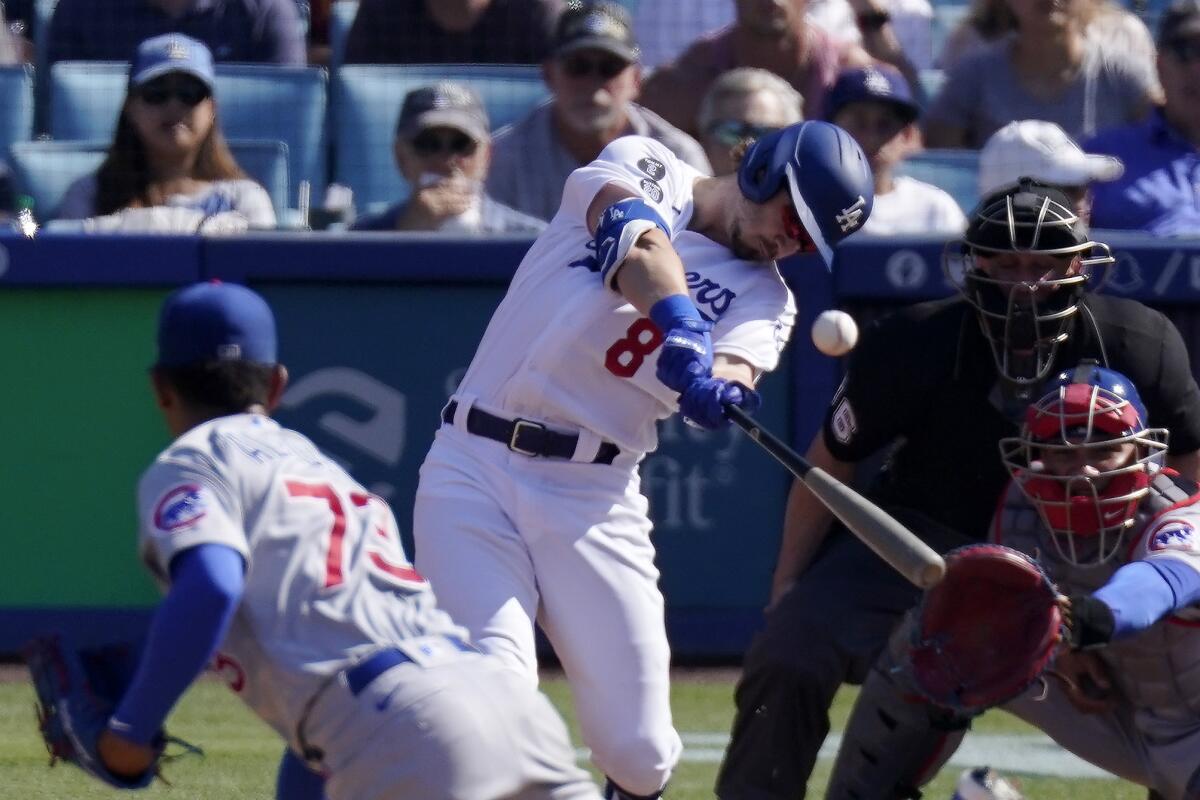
[726,405,946,589]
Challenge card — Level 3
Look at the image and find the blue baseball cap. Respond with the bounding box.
[825,65,919,124]
[130,33,215,91]
[156,281,277,367]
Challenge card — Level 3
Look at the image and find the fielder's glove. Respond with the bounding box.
[909,544,1064,715]
[23,634,188,789]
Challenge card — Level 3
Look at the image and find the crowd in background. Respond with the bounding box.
[0,0,1193,238]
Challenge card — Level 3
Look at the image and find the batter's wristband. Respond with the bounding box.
[650,294,701,332]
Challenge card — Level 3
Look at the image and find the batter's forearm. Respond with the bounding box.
[612,230,691,317]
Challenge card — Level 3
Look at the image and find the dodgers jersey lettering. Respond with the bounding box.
[136,413,464,742]
[455,135,797,455]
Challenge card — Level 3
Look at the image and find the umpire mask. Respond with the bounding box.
[944,179,1113,386]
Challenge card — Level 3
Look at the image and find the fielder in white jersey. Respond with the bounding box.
[826,363,1200,800]
[94,281,601,800]
[413,123,875,799]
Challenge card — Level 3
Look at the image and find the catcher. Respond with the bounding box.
[24,281,600,800]
[826,361,1200,800]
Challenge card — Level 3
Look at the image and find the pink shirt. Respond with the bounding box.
[640,24,846,136]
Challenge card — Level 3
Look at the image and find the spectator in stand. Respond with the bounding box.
[56,35,276,231]
[639,0,924,138]
[352,82,545,235]
[697,67,804,176]
[979,119,1123,224]
[47,0,305,65]
[939,0,1157,78]
[1084,0,1200,236]
[486,1,709,222]
[827,64,965,235]
[344,0,562,65]
[924,0,1158,148]
[812,0,935,71]
[635,0,933,73]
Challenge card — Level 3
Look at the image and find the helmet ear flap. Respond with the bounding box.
[736,130,786,204]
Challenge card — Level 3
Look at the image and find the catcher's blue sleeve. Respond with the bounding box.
[277,748,328,800]
[110,544,245,744]
[1094,559,1200,639]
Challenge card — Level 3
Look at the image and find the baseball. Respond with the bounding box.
[811,310,858,357]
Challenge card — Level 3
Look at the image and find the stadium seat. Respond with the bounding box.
[329,0,358,73]
[895,148,982,215]
[332,64,550,211]
[48,62,326,206]
[10,138,290,222]
[0,65,34,157]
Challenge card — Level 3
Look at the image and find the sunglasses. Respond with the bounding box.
[1168,39,1200,64]
[411,129,479,157]
[561,53,629,80]
[707,120,782,148]
[781,204,818,254]
[137,78,211,108]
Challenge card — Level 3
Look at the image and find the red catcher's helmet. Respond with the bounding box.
[998,362,1168,565]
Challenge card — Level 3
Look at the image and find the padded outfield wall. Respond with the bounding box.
[0,231,1191,657]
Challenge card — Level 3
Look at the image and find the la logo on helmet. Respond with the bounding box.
[836,196,867,233]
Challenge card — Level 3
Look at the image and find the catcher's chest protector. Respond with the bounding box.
[998,473,1200,719]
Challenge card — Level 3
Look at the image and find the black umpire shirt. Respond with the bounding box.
[822,294,1200,541]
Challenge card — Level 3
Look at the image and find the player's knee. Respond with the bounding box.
[738,637,842,705]
[590,729,681,797]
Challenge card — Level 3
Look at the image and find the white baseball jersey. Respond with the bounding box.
[455,135,797,455]
[136,413,464,743]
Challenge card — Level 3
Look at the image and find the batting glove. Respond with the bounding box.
[679,378,761,430]
[650,295,713,393]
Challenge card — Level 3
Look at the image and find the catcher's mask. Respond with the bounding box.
[999,361,1168,566]
[943,178,1113,386]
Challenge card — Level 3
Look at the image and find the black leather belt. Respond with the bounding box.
[442,401,620,465]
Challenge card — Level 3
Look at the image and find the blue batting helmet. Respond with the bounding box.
[737,120,874,265]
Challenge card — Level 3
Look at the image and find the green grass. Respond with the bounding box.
[0,671,1146,799]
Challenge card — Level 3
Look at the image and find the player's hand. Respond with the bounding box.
[401,176,477,229]
[678,377,761,430]
[656,319,714,393]
[1048,649,1118,715]
[1061,593,1116,650]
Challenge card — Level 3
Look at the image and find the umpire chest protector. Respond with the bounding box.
[997,473,1200,720]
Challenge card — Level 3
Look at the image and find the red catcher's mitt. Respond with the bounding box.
[910,544,1064,714]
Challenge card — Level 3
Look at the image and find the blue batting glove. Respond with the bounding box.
[679,378,762,430]
[657,320,713,392]
[650,295,713,393]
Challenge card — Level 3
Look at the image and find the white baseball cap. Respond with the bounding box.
[978,120,1124,196]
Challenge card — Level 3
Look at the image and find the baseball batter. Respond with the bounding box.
[827,363,1200,799]
[95,281,600,800]
[412,121,874,799]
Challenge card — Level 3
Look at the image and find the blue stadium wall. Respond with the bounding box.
[0,230,1193,658]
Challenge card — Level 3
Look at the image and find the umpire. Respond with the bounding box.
[715,178,1200,799]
